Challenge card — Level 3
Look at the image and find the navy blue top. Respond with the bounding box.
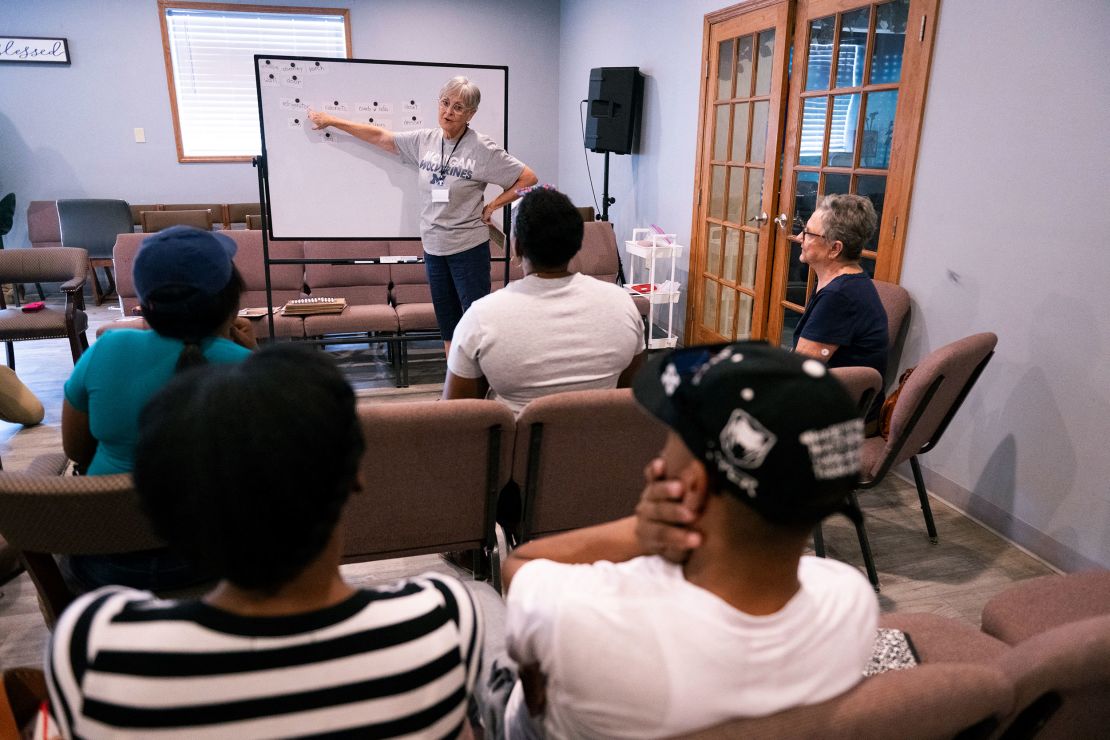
[794,273,889,378]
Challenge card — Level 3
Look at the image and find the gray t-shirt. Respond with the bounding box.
[394,127,524,256]
[447,273,645,416]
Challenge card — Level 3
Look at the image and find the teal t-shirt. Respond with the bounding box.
[64,330,251,475]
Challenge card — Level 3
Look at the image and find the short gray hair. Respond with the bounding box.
[439,76,481,111]
[816,194,877,262]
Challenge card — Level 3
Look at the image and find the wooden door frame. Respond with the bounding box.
[685,0,795,344]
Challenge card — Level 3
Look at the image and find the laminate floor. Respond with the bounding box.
[0,292,1055,670]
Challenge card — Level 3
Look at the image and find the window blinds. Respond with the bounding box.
[164,8,347,158]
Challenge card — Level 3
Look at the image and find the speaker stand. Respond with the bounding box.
[599,151,626,285]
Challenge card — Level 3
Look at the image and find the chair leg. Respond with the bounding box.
[398,339,410,388]
[35,283,46,301]
[849,491,881,592]
[4,341,13,370]
[813,523,826,557]
[910,455,939,544]
[68,331,87,363]
[104,266,117,296]
[88,260,106,306]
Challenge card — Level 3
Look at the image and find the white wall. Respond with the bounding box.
[557,0,727,332]
[0,0,560,247]
[898,0,1110,570]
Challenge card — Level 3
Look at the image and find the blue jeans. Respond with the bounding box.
[424,241,491,341]
[62,549,212,593]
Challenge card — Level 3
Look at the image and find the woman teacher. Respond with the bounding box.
[308,76,537,352]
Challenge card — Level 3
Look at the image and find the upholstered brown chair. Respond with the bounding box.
[57,198,132,305]
[163,203,227,229]
[128,204,160,228]
[512,388,669,543]
[227,202,261,228]
[993,614,1110,739]
[0,467,160,628]
[873,279,911,388]
[25,200,63,301]
[569,221,649,316]
[302,241,398,342]
[140,208,214,233]
[0,247,89,369]
[344,399,514,589]
[830,366,884,416]
[673,662,1013,740]
[980,571,1110,645]
[244,213,265,230]
[0,453,68,584]
[817,332,998,589]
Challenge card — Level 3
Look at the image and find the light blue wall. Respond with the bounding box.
[897,0,1110,571]
[0,0,560,247]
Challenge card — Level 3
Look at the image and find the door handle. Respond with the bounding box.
[748,211,769,227]
[773,213,790,229]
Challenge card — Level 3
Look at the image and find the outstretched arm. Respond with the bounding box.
[307,109,398,154]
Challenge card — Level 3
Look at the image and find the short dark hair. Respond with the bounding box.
[142,266,245,370]
[514,188,584,270]
[816,194,877,262]
[134,345,364,593]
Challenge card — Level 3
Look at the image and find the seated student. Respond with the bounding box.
[500,342,878,738]
[47,347,483,739]
[442,186,644,415]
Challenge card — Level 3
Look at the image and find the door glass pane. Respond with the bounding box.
[786,240,808,307]
[722,227,741,282]
[824,173,851,195]
[804,16,835,91]
[750,100,770,163]
[710,165,726,220]
[713,105,730,161]
[745,167,764,225]
[861,256,876,277]
[737,292,754,338]
[736,35,754,98]
[780,308,803,349]
[794,171,820,225]
[856,175,887,251]
[705,223,723,276]
[726,167,745,224]
[702,278,720,331]
[740,231,758,288]
[828,93,861,167]
[861,90,898,168]
[719,287,736,337]
[871,0,909,84]
[836,7,870,88]
[717,38,734,100]
[730,103,750,162]
[754,29,776,96]
[798,97,827,166]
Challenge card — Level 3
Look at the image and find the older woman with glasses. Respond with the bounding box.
[791,194,889,380]
[309,76,537,353]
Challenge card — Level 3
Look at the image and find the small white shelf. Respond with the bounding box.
[625,229,684,350]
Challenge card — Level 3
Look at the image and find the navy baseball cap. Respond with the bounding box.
[633,341,864,525]
[134,226,237,308]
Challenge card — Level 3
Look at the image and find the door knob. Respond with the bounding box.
[773,213,789,229]
[749,211,769,226]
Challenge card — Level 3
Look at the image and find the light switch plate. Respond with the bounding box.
[134,127,146,143]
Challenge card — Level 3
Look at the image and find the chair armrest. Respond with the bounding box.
[59,276,87,293]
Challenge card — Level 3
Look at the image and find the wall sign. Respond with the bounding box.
[0,36,71,65]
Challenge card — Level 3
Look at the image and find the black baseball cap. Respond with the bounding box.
[633,341,864,525]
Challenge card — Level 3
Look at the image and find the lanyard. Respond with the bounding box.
[439,127,468,179]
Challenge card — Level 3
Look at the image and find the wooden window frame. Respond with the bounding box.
[157,1,352,163]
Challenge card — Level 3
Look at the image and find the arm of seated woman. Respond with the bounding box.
[61,399,97,473]
[617,350,646,388]
[795,337,840,363]
[442,370,490,401]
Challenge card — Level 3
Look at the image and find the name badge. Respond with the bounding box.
[431,188,450,203]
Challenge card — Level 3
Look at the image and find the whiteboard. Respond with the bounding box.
[255,55,508,240]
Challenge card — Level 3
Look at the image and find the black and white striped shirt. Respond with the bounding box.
[46,574,481,739]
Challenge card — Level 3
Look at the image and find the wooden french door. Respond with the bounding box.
[686,2,792,346]
[686,0,938,346]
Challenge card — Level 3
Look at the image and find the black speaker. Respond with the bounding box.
[585,67,644,155]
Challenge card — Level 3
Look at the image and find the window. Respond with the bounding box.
[158,1,350,162]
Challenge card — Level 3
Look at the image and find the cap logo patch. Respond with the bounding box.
[799,418,864,480]
[661,363,681,396]
[719,409,777,471]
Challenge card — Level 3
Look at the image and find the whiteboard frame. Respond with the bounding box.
[254,54,509,241]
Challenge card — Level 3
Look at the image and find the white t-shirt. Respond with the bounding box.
[505,555,878,739]
[447,273,645,416]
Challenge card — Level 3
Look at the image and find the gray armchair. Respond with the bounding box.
[57,198,132,305]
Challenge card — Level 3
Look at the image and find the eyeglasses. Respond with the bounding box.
[795,227,827,241]
[439,99,469,114]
